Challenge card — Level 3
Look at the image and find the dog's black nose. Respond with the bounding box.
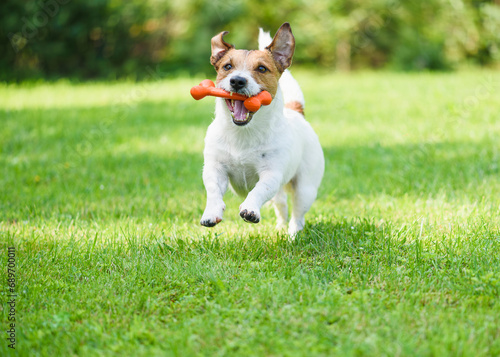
[230,76,247,91]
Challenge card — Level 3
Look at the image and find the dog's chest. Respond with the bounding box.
[221,150,262,196]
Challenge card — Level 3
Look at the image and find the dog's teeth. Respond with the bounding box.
[246,112,249,120]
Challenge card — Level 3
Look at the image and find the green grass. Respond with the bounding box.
[1,70,499,356]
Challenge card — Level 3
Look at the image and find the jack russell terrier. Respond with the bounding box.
[200,22,324,236]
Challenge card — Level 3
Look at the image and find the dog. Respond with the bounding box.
[200,22,324,236]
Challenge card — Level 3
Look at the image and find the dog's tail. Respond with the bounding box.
[259,28,305,117]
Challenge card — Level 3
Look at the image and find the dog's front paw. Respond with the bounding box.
[239,208,260,224]
[200,203,225,227]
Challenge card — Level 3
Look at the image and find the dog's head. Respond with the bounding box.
[210,23,295,126]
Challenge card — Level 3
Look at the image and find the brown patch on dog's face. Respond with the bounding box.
[210,23,295,98]
[245,50,282,97]
[213,49,242,83]
[214,49,282,97]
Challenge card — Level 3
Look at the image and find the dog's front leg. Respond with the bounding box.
[239,171,283,224]
[200,163,228,227]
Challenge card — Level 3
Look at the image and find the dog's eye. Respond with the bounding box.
[257,65,268,73]
[223,63,232,71]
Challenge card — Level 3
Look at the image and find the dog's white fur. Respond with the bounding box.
[200,25,324,236]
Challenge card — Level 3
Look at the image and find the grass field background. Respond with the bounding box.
[1,70,499,356]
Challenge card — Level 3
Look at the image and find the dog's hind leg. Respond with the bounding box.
[271,188,288,229]
[288,181,319,236]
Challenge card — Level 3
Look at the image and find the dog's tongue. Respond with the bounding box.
[233,100,248,121]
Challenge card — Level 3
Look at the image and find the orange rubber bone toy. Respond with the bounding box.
[190,79,272,112]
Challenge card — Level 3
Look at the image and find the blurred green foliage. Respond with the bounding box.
[1,0,500,81]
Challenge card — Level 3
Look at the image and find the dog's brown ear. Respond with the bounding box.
[266,23,295,72]
[211,31,234,67]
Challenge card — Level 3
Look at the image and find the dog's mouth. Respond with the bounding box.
[225,99,254,126]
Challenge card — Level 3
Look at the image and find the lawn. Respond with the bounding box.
[1,70,499,356]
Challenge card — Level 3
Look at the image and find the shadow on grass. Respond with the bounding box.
[155,217,388,262]
[152,217,499,296]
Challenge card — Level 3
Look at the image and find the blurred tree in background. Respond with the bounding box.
[1,0,499,81]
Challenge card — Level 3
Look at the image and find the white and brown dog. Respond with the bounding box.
[200,23,324,236]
